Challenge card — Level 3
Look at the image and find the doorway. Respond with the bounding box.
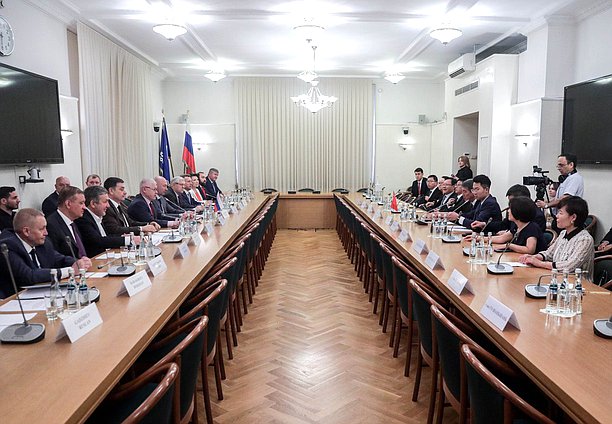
[453,112,479,175]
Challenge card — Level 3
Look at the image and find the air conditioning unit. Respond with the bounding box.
[448,53,475,78]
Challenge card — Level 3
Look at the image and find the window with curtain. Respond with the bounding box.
[234,77,373,192]
[77,22,156,192]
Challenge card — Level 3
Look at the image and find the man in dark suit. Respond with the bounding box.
[182,174,204,209]
[447,174,502,231]
[441,179,474,214]
[164,176,200,211]
[46,186,91,259]
[0,186,20,231]
[102,177,159,236]
[484,184,547,234]
[416,175,441,208]
[127,178,179,229]
[154,176,184,219]
[41,175,71,217]
[203,167,223,201]
[426,177,457,210]
[410,168,429,198]
[0,208,91,298]
[75,186,132,257]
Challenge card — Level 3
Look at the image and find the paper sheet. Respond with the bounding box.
[0,299,45,312]
[0,313,37,330]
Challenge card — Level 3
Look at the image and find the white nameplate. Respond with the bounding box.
[373,210,382,220]
[147,255,168,276]
[413,239,429,255]
[480,295,521,331]
[425,251,445,270]
[447,269,473,295]
[399,229,411,242]
[218,215,226,226]
[368,204,375,213]
[221,210,230,219]
[230,206,238,214]
[385,216,393,226]
[117,270,152,297]
[390,221,400,232]
[188,233,202,247]
[173,241,190,259]
[202,223,214,235]
[240,200,247,209]
[55,303,103,343]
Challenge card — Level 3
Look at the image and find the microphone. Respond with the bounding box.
[97,255,118,269]
[165,197,185,212]
[64,235,78,260]
[0,244,45,343]
[450,199,469,212]
[481,217,493,232]
[486,232,518,275]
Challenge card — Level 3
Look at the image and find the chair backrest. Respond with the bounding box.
[408,279,448,358]
[332,188,349,194]
[543,229,557,247]
[461,344,555,424]
[357,188,368,193]
[298,188,314,192]
[594,255,612,288]
[584,214,597,236]
[261,188,277,193]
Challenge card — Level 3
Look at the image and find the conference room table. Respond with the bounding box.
[277,192,335,229]
[342,193,611,424]
[0,194,270,424]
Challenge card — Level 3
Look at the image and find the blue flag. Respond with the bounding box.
[159,118,171,181]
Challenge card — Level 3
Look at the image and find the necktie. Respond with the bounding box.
[70,222,87,258]
[119,205,129,226]
[418,182,421,196]
[148,201,155,218]
[29,248,39,268]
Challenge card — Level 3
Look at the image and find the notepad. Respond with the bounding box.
[0,299,46,312]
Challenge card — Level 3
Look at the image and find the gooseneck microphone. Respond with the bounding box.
[487,232,518,275]
[0,244,46,343]
[64,235,78,260]
[165,197,185,212]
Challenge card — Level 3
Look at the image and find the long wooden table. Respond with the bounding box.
[277,193,335,229]
[0,194,270,424]
[343,193,611,424]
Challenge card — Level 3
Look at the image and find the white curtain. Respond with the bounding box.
[235,77,373,192]
[77,22,155,192]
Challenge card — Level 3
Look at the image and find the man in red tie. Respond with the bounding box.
[127,178,178,228]
[45,186,90,258]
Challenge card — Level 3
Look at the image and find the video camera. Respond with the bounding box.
[523,166,553,201]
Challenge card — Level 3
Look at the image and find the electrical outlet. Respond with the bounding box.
[19,176,26,184]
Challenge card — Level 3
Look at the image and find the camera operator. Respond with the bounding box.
[535,154,584,216]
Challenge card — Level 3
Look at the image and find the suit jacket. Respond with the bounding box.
[42,191,59,217]
[46,211,86,258]
[460,195,502,230]
[127,194,171,228]
[410,179,429,198]
[0,209,15,231]
[488,206,547,234]
[431,192,458,211]
[153,195,183,219]
[440,195,473,214]
[102,201,147,236]
[0,230,74,298]
[417,187,441,207]
[204,178,222,200]
[164,188,195,210]
[75,210,125,257]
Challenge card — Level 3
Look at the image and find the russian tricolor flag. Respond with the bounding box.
[182,124,196,174]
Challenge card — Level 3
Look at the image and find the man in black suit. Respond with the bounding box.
[0,186,20,231]
[447,174,502,231]
[41,175,71,217]
[416,175,441,208]
[441,179,474,214]
[426,177,457,210]
[102,177,159,236]
[0,208,91,298]
[127,178,179,229]
[484,184,547,234]
[46,185,91,259]
[203,168,223,201]
[153,176,184,219]
[75,186,133,257]
[165,176,202,211]
[410,168,428,198]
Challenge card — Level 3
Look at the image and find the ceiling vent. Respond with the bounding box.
[448,53,475,78]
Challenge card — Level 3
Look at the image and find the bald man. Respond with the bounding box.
[42,175,71,217]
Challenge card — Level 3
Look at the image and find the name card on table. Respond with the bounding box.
[147,255,168,276]
[218,215,226,226]
[188,233,202,247]
[201,223,214,235]
[413,239,429,255]
[173,242,190,259]
[221,210,230,219]
[447,269,474,295]
[425,251,445,270]
[230,205,238,214]
[240,199,247,209]
[480,295,521,331]
[399,229,412,242]
[56,303,103,343]
[117,270,152,297]
[385,216,393,226]
[368,204,375,213]
[373,210,382,220]
[390,221,400,232]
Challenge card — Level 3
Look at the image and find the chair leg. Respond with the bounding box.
[224,318,234,360]
[201,357,213,424]
[427,358,439,424]
[435,374,445,424]
[217,334,226,380]
[405,318,415,377]
[393,318,402,358]
[412,350,423,402]
[214,354,224,400]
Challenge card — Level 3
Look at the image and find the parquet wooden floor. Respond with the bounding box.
[200,229,459,423]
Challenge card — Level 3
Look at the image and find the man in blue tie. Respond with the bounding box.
[0,208,91,298]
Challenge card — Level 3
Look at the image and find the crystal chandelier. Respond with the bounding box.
[291,80,338,113]
[429,27,462,45]
[152,23,187,41]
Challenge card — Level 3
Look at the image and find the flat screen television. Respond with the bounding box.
[562,74,612,165]
[0,62,63,164]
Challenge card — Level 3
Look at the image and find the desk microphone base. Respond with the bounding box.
[593,319,612,339]
[487,263,514,274]
[441,235,461,243]
[0,323,45,344]
[108,264,136,277]
[525,284,548,298]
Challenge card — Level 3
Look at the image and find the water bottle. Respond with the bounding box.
[46,269,61,320]
[146,233,155,258]
[486,233,493,263]
[556,270,574,317]
[475,233,485,264]
[469,231,477,262]
[545,269,559,314]
[572,268,583,315]
[78,268,90,308]
[65,268,78,313]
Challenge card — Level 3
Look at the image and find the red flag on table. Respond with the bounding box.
[391,192,398,211]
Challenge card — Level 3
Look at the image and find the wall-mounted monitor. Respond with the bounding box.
[0,62,63,164]
[562,74,612,165]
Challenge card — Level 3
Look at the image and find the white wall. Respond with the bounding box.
[0,1,82,209]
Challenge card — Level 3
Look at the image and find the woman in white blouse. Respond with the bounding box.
[519,196,594,276]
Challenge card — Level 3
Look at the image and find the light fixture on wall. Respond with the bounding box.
[153,23,187,41]
[514,134,539,146]
[204,69,226,82]
[291,80,337,113]
[61,129,73,138]
[429,27,462,45]
[384,72,405,84]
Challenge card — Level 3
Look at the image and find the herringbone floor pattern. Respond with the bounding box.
[202,229,459,423]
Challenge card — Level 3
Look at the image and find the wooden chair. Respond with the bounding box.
[88,362,180,424]
[543,228,557,247]
[461,344,555,424]
[260,188,277,194]
[357,187,369,193]
[584,214,598,237]
[594,254,612,289]
[332,188,349,194]
[298,188,314,192]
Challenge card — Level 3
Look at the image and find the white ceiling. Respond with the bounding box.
[37,0,610,80]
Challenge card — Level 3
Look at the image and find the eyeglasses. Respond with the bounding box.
[143,186,156,191]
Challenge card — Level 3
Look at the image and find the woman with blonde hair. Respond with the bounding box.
[454,155,473,181]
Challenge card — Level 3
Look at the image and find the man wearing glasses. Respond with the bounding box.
[127,178,178,228]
